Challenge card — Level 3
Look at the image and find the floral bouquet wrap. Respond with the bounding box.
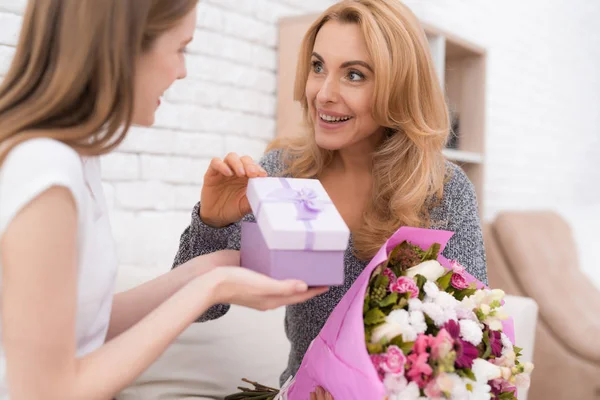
[227,227,533,400]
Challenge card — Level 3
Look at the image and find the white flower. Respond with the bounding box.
[371,310,418,343]
[405,260,446,281]
[515,372,531,389]
[500,332,514,355]
[436,291,460,310]
[408,298,423,312]
[384,372,408,395]
[388,309,410,325]
[489,289,505,303]
[480,304,491,315]
[393,381,421,400]
[472,359,502,383]
[467,379,492,400]
[523,361,534,374]
[485,318,503,332]
[423,281,440,299]
[459,319,483,346]
[456,307,478,322]
[410,310,427,334]
[422,302,448,327]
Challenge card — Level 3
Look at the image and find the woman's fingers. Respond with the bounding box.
[240,155,267,178]
[207,153,266,180]
[224,152,246,177]
[207,157,233,178]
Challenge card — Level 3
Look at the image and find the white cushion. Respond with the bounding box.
[117,306,289,399]
[115,263,290,399]
[556,203,600,291]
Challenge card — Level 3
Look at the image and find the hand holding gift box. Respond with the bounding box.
[240,177,350,287]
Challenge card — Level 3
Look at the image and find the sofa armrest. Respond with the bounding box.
[495,211,600,363]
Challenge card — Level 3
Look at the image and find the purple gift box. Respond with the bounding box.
[240,177,350,286]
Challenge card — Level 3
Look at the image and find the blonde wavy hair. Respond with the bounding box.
[268,0,450,259]
[0,0,198,164]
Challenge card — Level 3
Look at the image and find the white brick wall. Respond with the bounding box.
[1,0,599,278]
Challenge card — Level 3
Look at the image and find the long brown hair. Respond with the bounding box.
[269,0,450,259]
[0,0,198,163]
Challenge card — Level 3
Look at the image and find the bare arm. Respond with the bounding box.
[0,187,219,399]
[1,186,323,400]
[106,249,239,340]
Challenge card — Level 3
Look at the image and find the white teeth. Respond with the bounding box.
[319,113,351,122]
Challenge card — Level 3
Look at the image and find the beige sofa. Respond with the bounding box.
[116,263,538,399]
[485,210,600,400]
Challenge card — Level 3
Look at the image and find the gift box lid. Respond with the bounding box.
[246,177,350,251]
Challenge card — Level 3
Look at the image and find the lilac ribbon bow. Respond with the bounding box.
[256,178,330,250]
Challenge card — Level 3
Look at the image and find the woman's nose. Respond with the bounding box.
[316,76,340,104]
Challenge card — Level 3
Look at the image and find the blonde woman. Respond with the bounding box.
[173,0,487,395]
[0,1,326,399]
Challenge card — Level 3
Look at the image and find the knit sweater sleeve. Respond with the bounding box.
[440,163,488,285]
[171,149,285,322]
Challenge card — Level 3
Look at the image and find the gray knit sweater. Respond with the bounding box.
[172,149,487,386]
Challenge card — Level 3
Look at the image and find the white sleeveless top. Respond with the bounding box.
[0,138,118,397]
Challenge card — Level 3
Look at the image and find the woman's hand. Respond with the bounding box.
[205,267,328,311]
[310,386,334,400]
[200,152,267,227]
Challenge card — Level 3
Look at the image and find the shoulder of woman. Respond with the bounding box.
[443,160,475,197]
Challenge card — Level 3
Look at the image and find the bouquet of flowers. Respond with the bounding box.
[361,241,533,399]
[227,227,533,400]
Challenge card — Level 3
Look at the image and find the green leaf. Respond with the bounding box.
[498,391,517,400]
[454,287,478,301]
[422,243,441,261]
[414,274,427,300]
[364,308,387,325]
[367,341,384,354]
[513,346,523,358]
[389,335,415,355]
[490,300,502,309]
[379,292,399,308]
[424,314,440,336]
[374,274,390,290]
[456,368,477,382]
[392,296,409,311]
[437,270,453,291]
[482,331,492,359]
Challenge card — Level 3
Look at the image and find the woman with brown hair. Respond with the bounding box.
[173,0,487,395]
[0,1,325,399]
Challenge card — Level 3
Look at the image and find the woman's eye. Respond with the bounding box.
[348,70,364,82]
[311,60,324,73]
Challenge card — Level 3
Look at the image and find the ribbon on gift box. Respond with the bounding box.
[255,178,331,250]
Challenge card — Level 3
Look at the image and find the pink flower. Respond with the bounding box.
[488,329,503,357]
[451,272,469,290]
[431,329,454,360]
[383,268,397,285]
[390,276,420,298]
[424,378,443,398]
[382,345,407,374]
[490,378,516,396]
[443,320,460,339]
[407,352,433,389]
[414,333,433,354]
[455,339,479,369]
[370,353,386,379]
[449,261,470,290]
[450,260,465,274]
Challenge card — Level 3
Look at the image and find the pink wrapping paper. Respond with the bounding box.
[287,227,515,399]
